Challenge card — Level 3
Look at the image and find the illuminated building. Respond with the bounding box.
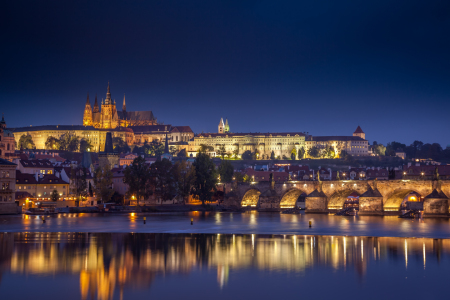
[304,126,369,157]
[0,114,16,160]
[189,118,306,158]
[83,82,157,129]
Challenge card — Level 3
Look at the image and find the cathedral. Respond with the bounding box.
[83,83,157,129]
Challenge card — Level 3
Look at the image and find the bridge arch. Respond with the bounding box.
[384,189,423,211]
[280,188,306,208]
[241,188,261,207]
[327,189,360,210]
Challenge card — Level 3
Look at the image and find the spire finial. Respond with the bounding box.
[86,93,90,104]
[123,94,126,111]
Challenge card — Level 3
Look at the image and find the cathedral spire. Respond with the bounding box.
[93,94,99,113]
[86,93,90,104]
[105,82,111,104]
[122,94,126,112]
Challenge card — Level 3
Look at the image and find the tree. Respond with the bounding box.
[324,147,335,159]
[385,141,406,156]
[113,137,131,153]
[233,172,244,183]
[79,138,93,152]
[243,174,250,182]
[18,134,35,149]
[217,144,227,160]
[173,160,196,204]
[291,147,297,160]
[373,144,386,156]
[124,156,153,206]
[270,150,275,160]
[298,147,305,159]
[151,158,176,202]
[232,148,239,159]
[143,140,165,156]
[71,167,88,206]
[241,150,253,160]
[93,164,114,203]
[45,136,60,150]
[308,147,320,158]
[50,189,59,202]
[218,161,234,183]
[199,144,214,153]
[192,153,217,205]
[169,146,178,156]
[111,191,124,205]
[177,148,187,157]
[340,150,353,162]
[68,136,80,152]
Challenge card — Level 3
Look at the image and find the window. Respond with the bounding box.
[44,186,47,189]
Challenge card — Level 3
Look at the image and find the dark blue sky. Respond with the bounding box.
[2,0,449,146]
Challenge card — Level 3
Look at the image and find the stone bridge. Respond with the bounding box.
[223,179,450,216]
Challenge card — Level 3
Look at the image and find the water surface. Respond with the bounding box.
[1,212,450,238]
[0,232,448,300]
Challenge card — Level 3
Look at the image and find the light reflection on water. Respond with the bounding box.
[0,233,449,299]
[4,212,450,238]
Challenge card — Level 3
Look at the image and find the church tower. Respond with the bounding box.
[83,93,93,126]
[224,118,230,133]
[218,118,225,133]
[353,126,365,140]
[100,82,119,129]
[93,94,99,113]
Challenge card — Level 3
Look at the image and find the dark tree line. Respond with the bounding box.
[385,140,450,161]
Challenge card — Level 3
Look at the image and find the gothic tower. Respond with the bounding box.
[224,118,230,133]
[83,93,93,126]
[353,126,365,140]
[100,82,119,129]
[93,94,99,113]
[218,118,224,133]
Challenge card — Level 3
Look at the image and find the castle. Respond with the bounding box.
[83,83,157,129]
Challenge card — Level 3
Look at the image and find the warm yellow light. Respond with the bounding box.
[131,213,135,217]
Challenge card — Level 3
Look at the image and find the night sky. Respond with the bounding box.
[2,0,449,146]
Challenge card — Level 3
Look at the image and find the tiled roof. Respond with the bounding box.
[15,171,37,184]
[307,189,326,197]
[404,165,450,176]
[38,174,68,184]
[170,126,194,133]
[360,186,382,197]
[0,158,16,166]
[312,136,366,141]
[424,189,448,199]
[20,159,53,168]
[354,126,364,133]
[129,125,171,133]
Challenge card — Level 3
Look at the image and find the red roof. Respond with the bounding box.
[354,126,364,133]
[171,126,194,133]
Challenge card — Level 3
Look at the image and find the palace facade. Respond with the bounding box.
[83,83,157,129]
[304,126,369,157]
[188,119,306,158]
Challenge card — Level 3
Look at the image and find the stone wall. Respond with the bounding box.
[305,196,327,212]
[0,203,20,215]
[423,198,448,216]
[359,197,383,214]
